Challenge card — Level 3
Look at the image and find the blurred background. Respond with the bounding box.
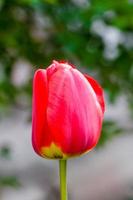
[0,0,133,199]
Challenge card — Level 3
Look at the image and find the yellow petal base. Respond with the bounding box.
[41,142,93,159]
[41,143,68,159]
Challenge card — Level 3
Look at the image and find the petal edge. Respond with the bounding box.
[84,74,105,113]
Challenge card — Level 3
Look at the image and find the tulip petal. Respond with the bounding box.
[84,74,105,113]
[46,66,103,155]
[32,69,52,155]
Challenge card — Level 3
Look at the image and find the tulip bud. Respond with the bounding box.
[32,60,105,159]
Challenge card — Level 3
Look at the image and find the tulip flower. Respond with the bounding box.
[32,60,105,200]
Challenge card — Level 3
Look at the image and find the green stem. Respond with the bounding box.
[59,159,67,200]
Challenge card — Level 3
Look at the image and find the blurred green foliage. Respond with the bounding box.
[0,146,20,188]
[0,0,132,108]
[0,146,11,159]
[0,176,20,188]
[98,120,123,147]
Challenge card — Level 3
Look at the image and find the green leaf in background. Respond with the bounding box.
[97,120,123,148]
[0,176,20,188]
[0,146,11,159]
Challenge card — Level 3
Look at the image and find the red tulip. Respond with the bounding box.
[32,60,105,159]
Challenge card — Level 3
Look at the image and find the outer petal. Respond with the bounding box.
[46,66,103,156]
[84,74,105,114]
[32,69,52,156]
